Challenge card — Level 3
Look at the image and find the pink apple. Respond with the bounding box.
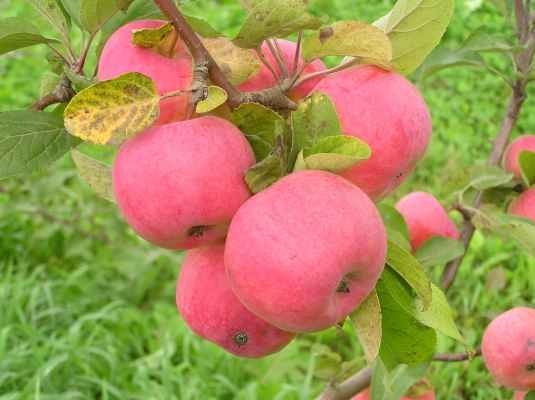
[225,170,387,333]
[98,20,193,124]
[313,66,432,200]
[239,39,326,100]
[509,189,535,222]
[482,307,535,390]
[113,116,254,250]
[395,191,460,251]
[176,245,294,358]
[503,135,535,179]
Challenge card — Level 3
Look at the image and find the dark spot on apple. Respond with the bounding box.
[233,331,248,346]
[187,225,208,238]
[336,279,350,293]
[526,362,535,372]
[319,27,334,43]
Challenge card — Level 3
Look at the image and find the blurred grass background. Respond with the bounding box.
[0,0,534,399]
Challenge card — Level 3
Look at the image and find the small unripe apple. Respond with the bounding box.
[113,116,254,250]
[482,307,535,390]
[98,20,193,124]
[509,189,535,222]
[395,191,460,251]
[352,387,436,400]
[239,39,326,100]
[225,170,387,333]
[177,245,294,358]
[503,135,535,179]
[313,66,432,200]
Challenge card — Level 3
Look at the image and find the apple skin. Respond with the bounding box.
[225,170,387,333]
[239,39,326,100]
[509,189,535,222]
[98,19,193,124]
[395,191,460,251]
[514,392,527,400]
[113,116,255,250]
[313,66,432,200]
[352,388,436,400]
[176,244,294,358]
[503,135,535,179]
[482,307,535,390]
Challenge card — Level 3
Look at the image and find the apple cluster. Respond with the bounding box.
[99,19,438,358]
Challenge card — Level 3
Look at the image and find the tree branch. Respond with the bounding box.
[31,75,75,111]
[153,0,297,110]
[317,350,481,400]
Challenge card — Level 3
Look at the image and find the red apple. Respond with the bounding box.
[503,135,535,179]
[509,189,535,222]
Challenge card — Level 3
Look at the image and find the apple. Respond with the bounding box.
[482,307,535,390]
[113,116,254,250]
[313,65,432,200]
[509,189,535,222]
[239,39,326,100]
[395,191,460,251]
[225,170,387,333]
[503,135,535,179]
[98,19,193,124]
[176,244,294,358]
[514,392,527,400]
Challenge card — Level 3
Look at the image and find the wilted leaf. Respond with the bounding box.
[374,0,455,75]
[0,110,78,179]
[415,237,465,268]
[371,360,428,400]
[519,150,535,187]
[415,284,464,342]
[386,240,432,310]
[302,21,392,67]
[302,135,371,173]
[71,149,115,202]
[232,103,286,161]
[351,290,382,364]
[0,18,59,55]
[203,37,261,85]
[64,72,159,145]
[245,154,286,193]
[234,0,322,49]
[196,86,228,114]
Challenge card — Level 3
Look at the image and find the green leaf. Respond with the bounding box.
[301,135,371,173]
[467,164,514,191]
[131,22,177,57]
[0,110,78,179]
[415,284,464,342]
[0,18,60,56]
[64,72,159,145]
[472,205,535,257]
[80,0,127,33]
[379,205,411,252]
[371,359,428,400]
[40,72,62,98]
[351,290,382,364]
[203,37,261,85]
[232,103,287,161]
[59,0,82,27]
[386,240,432,310]
[25,0,71,45]
[234,0,322,49]
[63,68,95,91]
[374,0,455,75]
[415,237,465,268]
[245,154,286,193]
[291,92,342,155]
[196,86,228,114]
[377,268,437,369]
[525,391,535,400]
[519,150,535,187]
[302,20,392,67]
[184,14,221,38]
[71,149,115,202]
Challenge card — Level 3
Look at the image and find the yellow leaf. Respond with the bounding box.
[196,86,228,114]
[64,72,160,145]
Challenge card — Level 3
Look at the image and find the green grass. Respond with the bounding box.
[1,0,534,399]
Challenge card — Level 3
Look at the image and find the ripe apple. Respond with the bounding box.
[482,307,535,390]
[395,191,460,251]
[313,66,432,200]
[113,116,254,250]
[225,170,387,333]
[503,135,535,179]
[509,189,535,222]
[176,244,294,358]
[352,387,435,400]
[98,20,193,124]
[239,39,326,100]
